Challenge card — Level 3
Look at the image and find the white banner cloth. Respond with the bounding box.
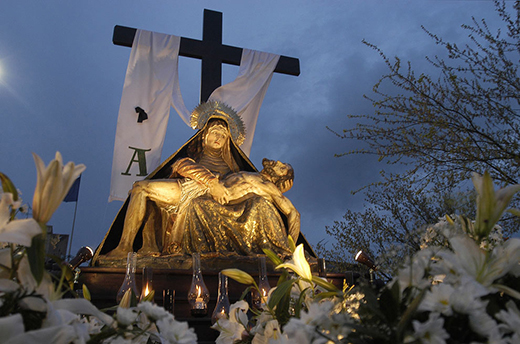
[109,30,189,202]
[209,49,280,156]
[109,32,279,201]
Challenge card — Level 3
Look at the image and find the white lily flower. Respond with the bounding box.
[32,152,85,224]
[283,317,310,340]
[472,172,520,239]
[469,308,500,338]
[0,314,25,344]
[276,244,312,281]
[405,312,449,344]
[392,248,434,294]
[137,301,170,321]
[252,320,287,344]
[212,317,246,344]
[0,278,20,293]
[212,300,250,344]
[449,277,488,314]
[52,298,114,326]
[284,328,311,344]
[250,312,274,336]
[445,236,520,288]
[283,300,346,343]
[156,315,198,344]
[0,193,41,247]
[116,306,139,327]
[15,255,58,302]
[495,300,520,338]
[418,283,454,316]
[229,300,249,326]
[42,302,80,329]
[5,324,78,344]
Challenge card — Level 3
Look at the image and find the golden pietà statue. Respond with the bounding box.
[94,101,301,262]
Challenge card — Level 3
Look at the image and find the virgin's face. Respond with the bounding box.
[204,124,229,150]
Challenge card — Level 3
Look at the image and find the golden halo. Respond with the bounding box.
[190,101,246,146]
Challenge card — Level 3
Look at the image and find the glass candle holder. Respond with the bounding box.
[187,253,209,317]
[211,272,230,324]
[139,267,154,302]
[253,255,270,310]
[116,252,140,304]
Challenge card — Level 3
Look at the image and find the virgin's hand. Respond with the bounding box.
[209,180,229,204]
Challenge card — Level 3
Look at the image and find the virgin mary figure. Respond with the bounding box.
[93,101,298,263]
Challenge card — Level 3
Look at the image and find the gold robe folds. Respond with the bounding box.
[181,194,290,255]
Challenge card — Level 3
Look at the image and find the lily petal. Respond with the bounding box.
[31,152,85,224]
[0,218,42,247]
[276,244,312,281]
[222,269,255,285]
[0,314,25,344]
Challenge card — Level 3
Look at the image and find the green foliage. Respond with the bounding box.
[318,177,475,274]
[337,0,520,188]
[26,231,46,285]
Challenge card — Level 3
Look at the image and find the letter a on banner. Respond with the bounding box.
[109,30,184,202]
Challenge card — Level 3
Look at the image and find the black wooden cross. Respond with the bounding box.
[113,9,300,102]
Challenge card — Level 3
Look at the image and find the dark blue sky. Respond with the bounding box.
[0,1,500,257]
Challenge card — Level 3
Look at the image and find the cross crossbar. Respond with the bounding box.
[113,9,300,102]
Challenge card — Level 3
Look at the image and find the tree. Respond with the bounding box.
[318,176,475,274]
[341,0,520,189]
[323,1,520,272]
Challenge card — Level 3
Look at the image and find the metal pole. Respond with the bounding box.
[67,200,78,258]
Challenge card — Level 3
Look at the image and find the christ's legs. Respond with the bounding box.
[106,179,182,257]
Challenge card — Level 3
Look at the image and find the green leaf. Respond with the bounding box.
[130,289,138,308]
[293,287,309,318]
[274,288,292,326]
[276,270,290,286]
[314,291,342,301]
[288,236,296,252]
[507,208,520,217]
[239,285,254,301]
[267,279,296,311]
[312,275,339,292]
[48,254,75,290]
[0,172,18,201]
[222,268,255,285]
[378,280,401,323]
[26,231,46,285]
[83,284,91,301]
[396,288,426,340]
[263,248,283,266]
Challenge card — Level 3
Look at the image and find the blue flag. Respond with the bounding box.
[64,175,81,203]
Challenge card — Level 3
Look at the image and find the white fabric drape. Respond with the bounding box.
[109,31,279,202]
[209,49,280,156]
[109,30,188,202]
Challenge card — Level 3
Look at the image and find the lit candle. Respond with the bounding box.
[139,267,154,302]
[260,287,268,309]
[194,285,206,310]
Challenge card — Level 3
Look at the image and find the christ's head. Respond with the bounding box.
[262,158,294,193]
